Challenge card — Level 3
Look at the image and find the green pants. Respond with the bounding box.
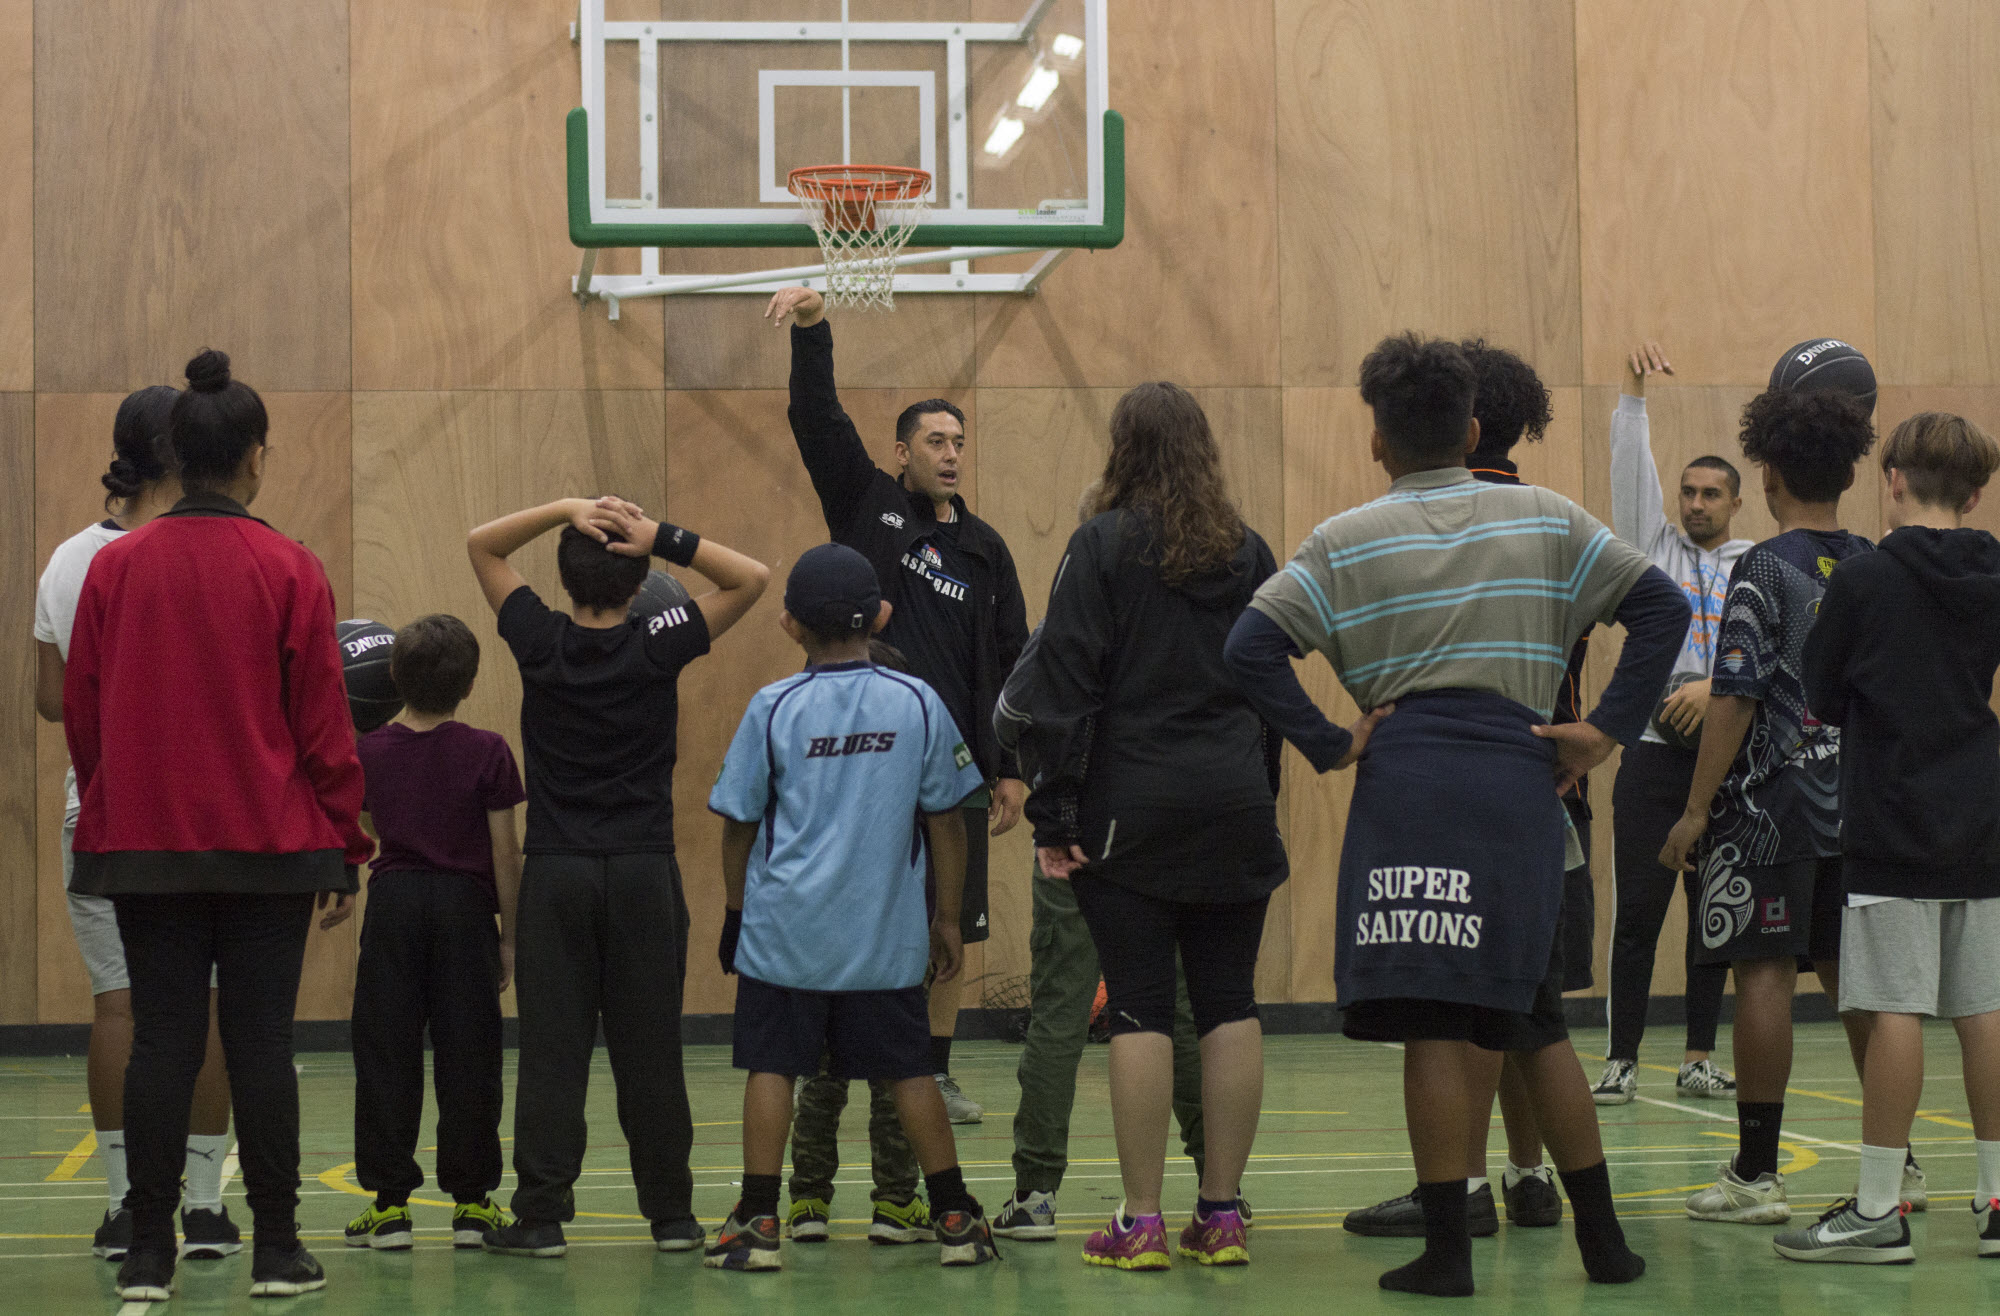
[1012,870,1206,1195]
[788,1058,918,1207]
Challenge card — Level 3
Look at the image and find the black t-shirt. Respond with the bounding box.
[498,585,711,854]
[882,515,979,754]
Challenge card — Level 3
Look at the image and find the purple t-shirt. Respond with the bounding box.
[358,721,526,902]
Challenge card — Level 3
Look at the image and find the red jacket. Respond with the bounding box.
[65,495,373,894]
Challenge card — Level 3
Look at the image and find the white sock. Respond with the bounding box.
[1501,1160,1539,1189]
[1977,1139,2000,1205]
[184,1134,230,1211]
[1856,1143,1905,1219]
[1465,1176,1489,1193]
[102,1134,129,1213]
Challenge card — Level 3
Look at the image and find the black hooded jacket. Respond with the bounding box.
[996,509,1286,901]
[1801,525,2000,897]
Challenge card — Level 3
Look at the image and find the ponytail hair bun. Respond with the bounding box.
[185,349,233,394]
[102,384,181,509]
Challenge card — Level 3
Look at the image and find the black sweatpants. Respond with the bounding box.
[112,892,314,1256]
[510,853,694,1225]
[1070,875,1270,1037]
[1606,740,1728,1059]
[351,871,503,1205]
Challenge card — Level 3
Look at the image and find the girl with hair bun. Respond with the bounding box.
[34,383,244,1267]
[64,350,373,1301]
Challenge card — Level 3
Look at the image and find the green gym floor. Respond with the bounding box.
[4,1024,1999,1312]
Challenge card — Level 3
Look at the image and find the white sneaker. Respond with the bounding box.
[1686,1158,1791,1224]
[1975,1196,2000,1257]
[1591,1059,1637,1105]
[1902,1159,1928,1212]
[935,1074,983,1124]
[1676,1058,1737,1098]
[991,1189,1057,1241]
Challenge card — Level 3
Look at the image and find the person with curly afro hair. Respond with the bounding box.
[1661,387,1877,1229]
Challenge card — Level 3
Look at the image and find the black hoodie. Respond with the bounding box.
[1801,525,2000,897]
[996,508,1287,900]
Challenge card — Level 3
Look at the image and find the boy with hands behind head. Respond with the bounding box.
[707,543,999,1272]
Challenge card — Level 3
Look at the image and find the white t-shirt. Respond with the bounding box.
[35,520,127,815]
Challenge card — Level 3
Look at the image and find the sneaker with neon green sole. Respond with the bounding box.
[869,1196,931,1245]
[452,1198,508,1250]
[344,1203,413,1251]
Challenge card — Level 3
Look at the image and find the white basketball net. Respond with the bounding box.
[791,169,933,311]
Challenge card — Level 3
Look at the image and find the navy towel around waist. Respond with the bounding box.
[1334,689,1566,1015]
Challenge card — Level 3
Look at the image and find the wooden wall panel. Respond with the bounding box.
[1868,0,2000,387]
[972,0,1280,389]
[349,389,666,1018]
[350,0,664,391]
[1276,0,1581,388]
[0,395,33,1023]
[33,1,350,393]
[0,2,30,392]
[1577,0,1876,387]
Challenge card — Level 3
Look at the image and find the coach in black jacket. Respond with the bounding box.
[766,286,1029,1120]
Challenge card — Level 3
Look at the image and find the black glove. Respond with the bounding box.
[718,906,742,975]
[652,521,701,567]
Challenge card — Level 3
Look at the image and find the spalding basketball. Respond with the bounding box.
[1769,339,1876,416]
[1649,670,1704,753]
[628,569,693,625]
[336,619,402,734]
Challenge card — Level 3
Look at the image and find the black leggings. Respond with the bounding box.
[1070,875,1268,1038]
[1606,740,1728,1059]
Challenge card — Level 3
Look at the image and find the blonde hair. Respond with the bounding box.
[1881,412,2000,510]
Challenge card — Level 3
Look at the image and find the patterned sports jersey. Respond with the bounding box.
[1699,528,1873,883]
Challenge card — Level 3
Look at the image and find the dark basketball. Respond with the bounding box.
[1769,338,1876,416]
[336,619,402,734]
[627,569,693,625]
[1650,670,1704,752]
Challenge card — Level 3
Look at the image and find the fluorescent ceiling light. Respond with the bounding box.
[1017,66,1060,111]
[1051,33,1084,59]
[983,116,1025,156]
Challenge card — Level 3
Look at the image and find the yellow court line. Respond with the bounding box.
[1638,1061,1977,1132]
[44,1132,96,1183]
[1613,1133,1817,1201]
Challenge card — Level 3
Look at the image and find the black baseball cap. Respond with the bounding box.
[785,542,881,635]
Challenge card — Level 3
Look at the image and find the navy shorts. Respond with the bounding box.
[732,976,932,1081]
[1691,856,1843,968]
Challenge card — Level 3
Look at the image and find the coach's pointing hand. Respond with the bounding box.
[764,286,826,328]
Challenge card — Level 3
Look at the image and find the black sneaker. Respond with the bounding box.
[115,1249,175,1301]
[1342,1183,1499,1238]
[1502,1167,1563,1227]
[482,1219,568,1258]
[180,1205,244,1259]
[935,1206,1000,1267]
[248,1244,326,1297]
[651,1216,705,1252]
[703,1211,782,1271]
[94,1207,134,1261]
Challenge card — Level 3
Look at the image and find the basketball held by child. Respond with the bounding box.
[1649,671,1704,752]
[336,619,402,733]
[1769,339,1876,415]
[627,569,693,625]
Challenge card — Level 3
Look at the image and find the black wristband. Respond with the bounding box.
[652,522,700,567]
[718,906,743,976]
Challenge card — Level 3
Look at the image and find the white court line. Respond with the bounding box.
[1633,1093,1862,1155]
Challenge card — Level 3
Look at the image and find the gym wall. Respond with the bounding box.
[5,0,1999,1025]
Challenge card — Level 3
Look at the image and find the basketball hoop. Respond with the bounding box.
[788,165,932,310]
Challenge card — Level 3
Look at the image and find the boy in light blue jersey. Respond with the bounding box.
[705,543,999,1273]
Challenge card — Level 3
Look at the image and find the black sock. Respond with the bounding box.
[375,1194,407,1211]
[930,1034,953,1075]
[925,1167,974,1216]
[1379,1179,1474,1297]
[1736,1101,1785,1179]
[740,1173,781,1220]
[1557,1161,1646,1284]
[1196,1195,1235,1220]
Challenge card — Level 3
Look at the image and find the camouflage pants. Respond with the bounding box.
[787,1052,920,1207]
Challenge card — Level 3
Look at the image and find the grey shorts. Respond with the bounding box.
[1838,897,2000,1019]
[63,813,216,997]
